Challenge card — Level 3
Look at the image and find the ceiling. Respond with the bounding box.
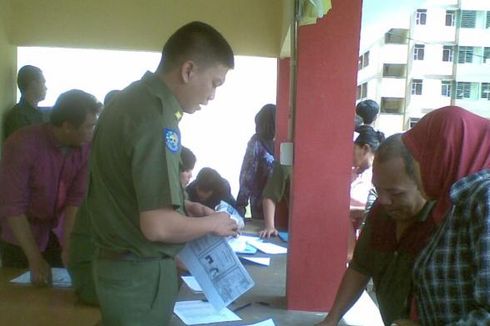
[3,0,292,57]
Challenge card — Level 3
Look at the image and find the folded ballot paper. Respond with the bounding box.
[215,201,245,230]
[177,234,254,311]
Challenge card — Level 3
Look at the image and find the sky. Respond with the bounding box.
[18,48,277,196]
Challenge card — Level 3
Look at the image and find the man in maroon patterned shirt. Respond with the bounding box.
[0,89,99,286]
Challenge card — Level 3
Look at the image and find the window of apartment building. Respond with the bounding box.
[487,11,490,28]
[411,79,423,95]
[361,83,367,98]
[382,64,406,78]
[461,10,476,28]
[357,83,368,99]
[482,83,490,100]
[413,44,425,60]
[363,51,370,68]
[484,47,490,63]
[458,46,474,63]
[416,9,427,25]
[358,51,370,70]
[442,46,454,62]
[456,82,472,99]
[441,80,452,97]
[380,97,404,114]
[445,10,456,26]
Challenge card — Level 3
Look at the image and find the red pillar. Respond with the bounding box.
[283,0,363,311]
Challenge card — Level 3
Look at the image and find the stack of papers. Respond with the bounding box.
[235,235,288,254]
[228,237,258,254]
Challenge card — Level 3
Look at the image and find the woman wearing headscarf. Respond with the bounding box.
[393,106,490,325]
[236,104,276,219]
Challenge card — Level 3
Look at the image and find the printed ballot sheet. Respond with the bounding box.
[10,268,72,288]
[178,234,255,311]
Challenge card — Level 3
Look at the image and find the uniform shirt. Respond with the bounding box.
[262,161,291,203]
[3,97,44,139]
[413,169,490,325]
[350,200,435,325]
[87,72,185,258]
[236,134,274,219]
[0,124,90,251]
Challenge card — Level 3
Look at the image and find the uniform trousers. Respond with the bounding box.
[94,254,178,326]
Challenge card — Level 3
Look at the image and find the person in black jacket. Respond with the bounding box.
[186,167,237,210]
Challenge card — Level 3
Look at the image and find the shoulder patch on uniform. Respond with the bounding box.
[175,111,183,121]
[163,128,180,153]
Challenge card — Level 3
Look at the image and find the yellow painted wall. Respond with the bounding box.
[0,0,17,149]
[8,0,286,57]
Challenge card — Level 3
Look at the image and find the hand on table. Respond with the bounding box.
[29,256,52,286]
[258,227,278,238]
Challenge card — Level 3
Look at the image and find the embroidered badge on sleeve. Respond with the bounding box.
[163,128,181,153]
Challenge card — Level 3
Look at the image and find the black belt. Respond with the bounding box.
[97,248,170,262]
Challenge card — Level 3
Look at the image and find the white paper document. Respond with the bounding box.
[10,268,72,288]
[181,275,203,292]
[342,290,383,325]
[244,319,276,326]
[227,236,258,254]
[178,234,255,311]
[247,240,288,254]
[173,300,241,325]
[240,256,271,266]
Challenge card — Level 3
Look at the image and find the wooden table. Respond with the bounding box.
[0,268,100,326]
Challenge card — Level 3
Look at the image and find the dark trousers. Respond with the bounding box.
[0,232,63,268]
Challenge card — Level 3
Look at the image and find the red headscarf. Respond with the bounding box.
[402,106,490,224]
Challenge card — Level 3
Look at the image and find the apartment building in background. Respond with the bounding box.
[357,0,490,136]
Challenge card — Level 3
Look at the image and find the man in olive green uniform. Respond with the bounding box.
[4,65,47,139]
[83,22,238,325]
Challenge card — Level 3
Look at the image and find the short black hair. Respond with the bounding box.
[159,21,234,72]
[375,133,415,181]
[50,89,101,128]
[354,114,363,130]
[17,65,43,93]
[195,167,225,193]
[181,146,197,171]
[356,99,379,125]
